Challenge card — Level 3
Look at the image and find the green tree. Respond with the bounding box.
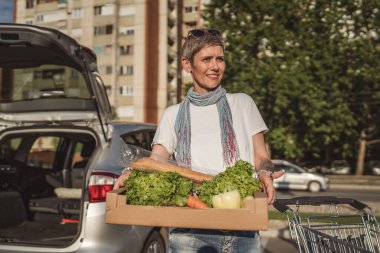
[203,0,380,174]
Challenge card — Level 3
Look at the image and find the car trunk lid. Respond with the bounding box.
[0,24,112,138]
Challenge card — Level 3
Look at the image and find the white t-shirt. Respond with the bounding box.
[152,93,268,175]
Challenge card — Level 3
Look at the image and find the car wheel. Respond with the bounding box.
[308,181,321,192]
[141,230,166,253]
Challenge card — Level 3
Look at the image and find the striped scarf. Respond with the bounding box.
[174,85,240,168]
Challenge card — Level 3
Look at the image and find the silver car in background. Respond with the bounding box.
[272,160,329,192]
[0,24,166,253]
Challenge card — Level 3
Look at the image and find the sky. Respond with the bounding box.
[0,0,14,23]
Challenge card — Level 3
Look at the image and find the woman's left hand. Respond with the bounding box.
[258,170,285,205]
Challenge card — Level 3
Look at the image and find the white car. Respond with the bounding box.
[368,161,380,175]
[272,160,329,192]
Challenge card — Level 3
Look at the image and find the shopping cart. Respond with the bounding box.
[274,196,380,253]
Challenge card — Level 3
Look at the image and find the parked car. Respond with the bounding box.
[0,24,166,253]
[328,160,351,175]
[309,160,351,175]
[272,160,329,192]
[368,160,380,175]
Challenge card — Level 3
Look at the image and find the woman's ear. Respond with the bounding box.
[181,57,192,73]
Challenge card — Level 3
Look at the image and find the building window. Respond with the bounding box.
[185,6,192,13]
[71,8,82,19]
[26,0,34,9]
[94,26,102,35]
[94,25,113,35]
[119,65,133,75]
[106,25,113,34]
[94,6,102,15]
[99,65,112,75]
[119,45,134,55]
[119,26,134,36]
[94,4,114,16]
[185,6,198,13]
[119,85,133,96]
[106,66,112,74]
[37,10,65,23]
[36,14,44,22]
[37,0,55,4]
[25,19,34,25]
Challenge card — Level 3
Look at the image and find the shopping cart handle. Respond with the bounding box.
[274,196,369,213]
[338,198,368,210]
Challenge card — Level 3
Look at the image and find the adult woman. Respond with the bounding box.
[115,29,284,252]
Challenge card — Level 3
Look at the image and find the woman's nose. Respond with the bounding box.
[210,59,219,71]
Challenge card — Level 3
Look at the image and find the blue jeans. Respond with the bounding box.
[169,228,261,253]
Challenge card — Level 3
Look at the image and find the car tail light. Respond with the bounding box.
[89,172,118,203]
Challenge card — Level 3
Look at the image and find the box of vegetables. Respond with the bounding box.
[105,158,268,231]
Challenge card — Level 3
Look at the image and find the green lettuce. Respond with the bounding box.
[124,170,193,206]
[195,160,260,207]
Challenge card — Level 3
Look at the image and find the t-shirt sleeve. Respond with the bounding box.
[243,94,268,136]
[152,106,177,155]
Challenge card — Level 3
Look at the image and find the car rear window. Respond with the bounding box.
[0,64,91,103]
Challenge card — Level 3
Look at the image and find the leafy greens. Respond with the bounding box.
[196,160,260,207]
[124,170,193,206]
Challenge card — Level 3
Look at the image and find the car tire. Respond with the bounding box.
[141,230,166,253]
[308,181,321,192]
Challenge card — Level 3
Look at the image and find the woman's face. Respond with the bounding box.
[182,45,225,95]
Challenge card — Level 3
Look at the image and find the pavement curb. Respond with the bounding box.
[329,184,380,190]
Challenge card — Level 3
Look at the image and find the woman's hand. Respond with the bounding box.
[258,170,285,204]
[252,133,285,204]
[113,171,131,190]
[113,145,170,190]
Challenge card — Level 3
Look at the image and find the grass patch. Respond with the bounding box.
[269,210,288,220]
[269,211,380,224]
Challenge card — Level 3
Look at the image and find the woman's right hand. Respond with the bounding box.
[113,171,131,190]
[113,145,170,190]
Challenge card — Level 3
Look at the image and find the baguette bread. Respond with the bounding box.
[131,157,213,183]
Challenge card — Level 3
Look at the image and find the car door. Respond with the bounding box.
[281,164,306,189]
[274,162,306,190]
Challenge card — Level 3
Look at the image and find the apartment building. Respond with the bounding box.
[12,0,205,123]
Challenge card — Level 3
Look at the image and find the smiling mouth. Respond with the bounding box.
[207,74,219,80]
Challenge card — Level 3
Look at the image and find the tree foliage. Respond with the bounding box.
[203,0,380,172]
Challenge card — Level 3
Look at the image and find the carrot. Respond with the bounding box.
[186,195,209,209]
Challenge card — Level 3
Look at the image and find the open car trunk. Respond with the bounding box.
[0,127,97,246]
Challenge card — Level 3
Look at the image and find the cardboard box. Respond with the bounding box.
[105,189,268,231]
